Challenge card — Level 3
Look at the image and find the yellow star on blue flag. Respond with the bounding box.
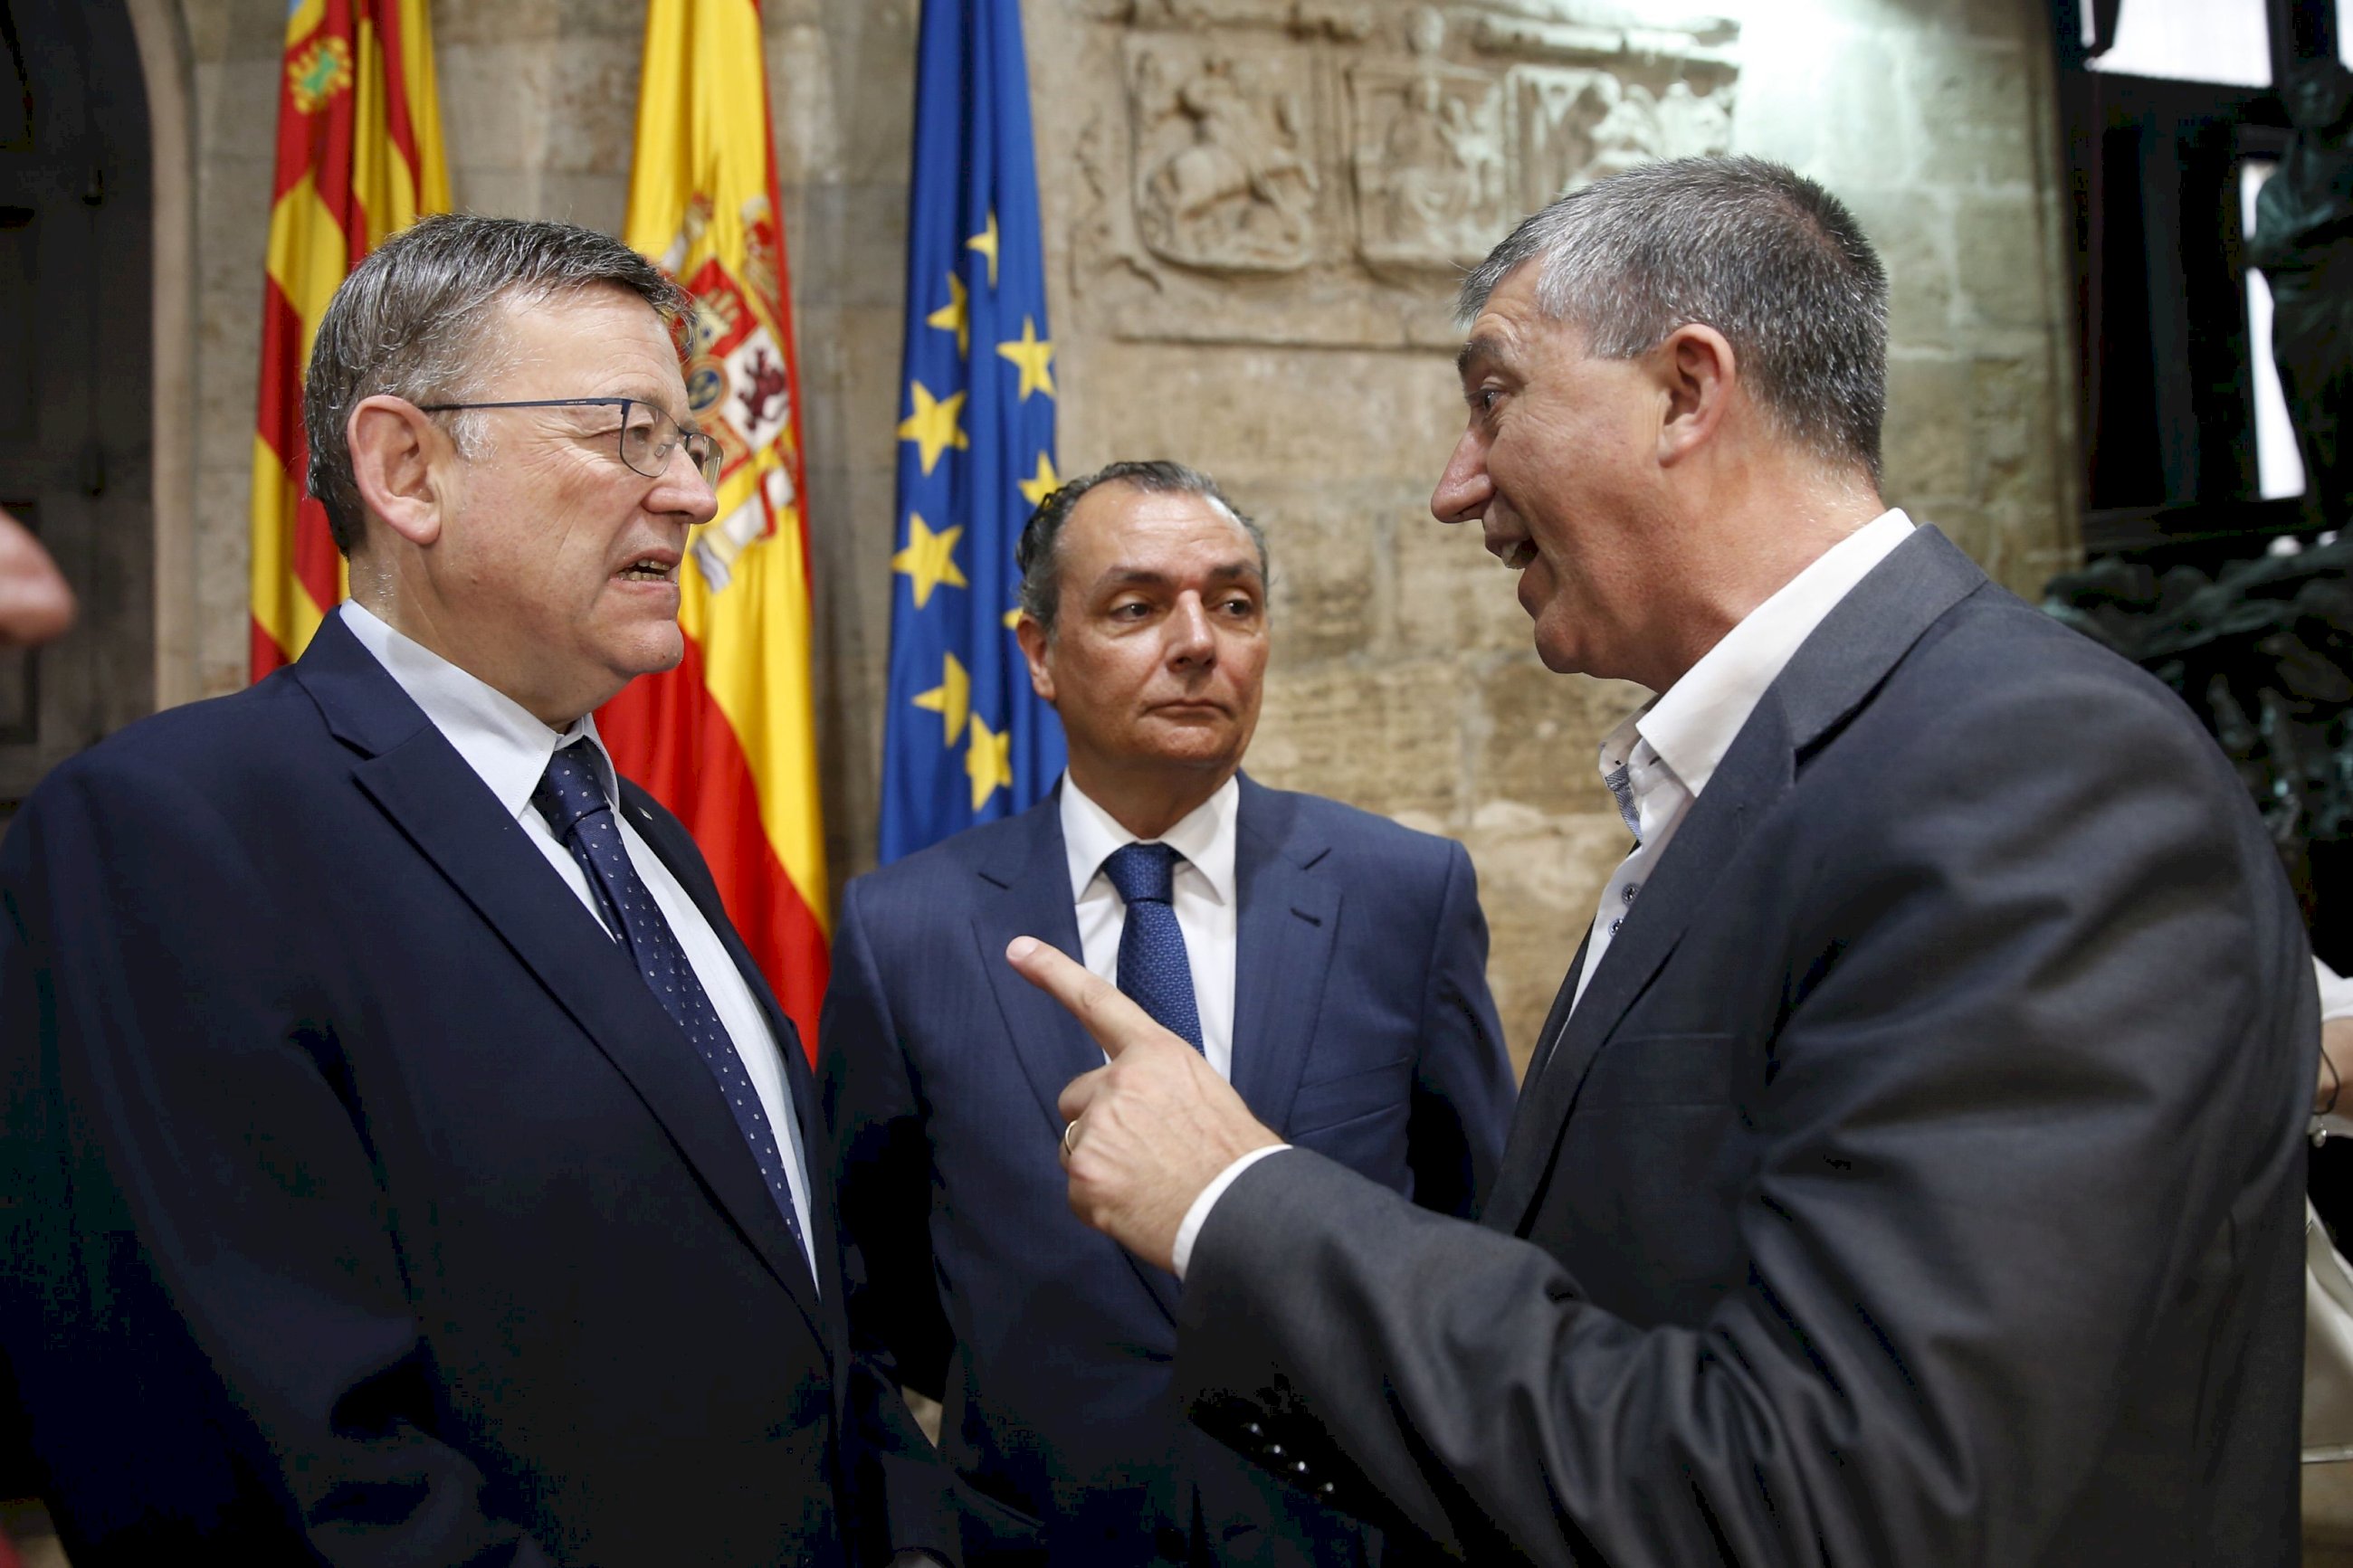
[880,0,1065,863]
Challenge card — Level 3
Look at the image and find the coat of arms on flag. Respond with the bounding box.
[602,0,832,1052]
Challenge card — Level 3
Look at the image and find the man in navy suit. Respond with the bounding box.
[0,215,967,1565]
[821,460,1515,1566]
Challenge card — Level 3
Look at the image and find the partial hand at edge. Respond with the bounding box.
[0,505,74,649]
[1006,936,1281,1272]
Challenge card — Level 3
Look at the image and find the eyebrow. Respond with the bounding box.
[1455,334,1510,381]
[607,391,704,436]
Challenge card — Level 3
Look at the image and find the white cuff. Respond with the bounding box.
[1171,1144,1291,1281]
[2322,956,2353,1022]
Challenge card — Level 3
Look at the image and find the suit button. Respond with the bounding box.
[1268,1443,1284,1459]
[1294,1460,1309,1475]
[1246,1422,1262,1438]
[1319,1483,1336,1497]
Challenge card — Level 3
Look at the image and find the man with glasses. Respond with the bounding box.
[0,214,981,1565]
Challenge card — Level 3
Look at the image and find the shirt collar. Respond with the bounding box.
[1633,508,1914,800]
[339,600,614,817]
[1060,771,1241,908]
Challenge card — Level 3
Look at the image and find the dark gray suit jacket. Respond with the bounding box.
[1176,528,2316,1566]
[822,776,1515,1566]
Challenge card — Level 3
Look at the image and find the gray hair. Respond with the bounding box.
[1015,460,1269,632]
[1458,156,1888,481]
[303,213,691,556]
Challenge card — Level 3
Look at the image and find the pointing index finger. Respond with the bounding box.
[1005,936,1158,1060]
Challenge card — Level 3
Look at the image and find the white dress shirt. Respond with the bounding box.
[339,601,820,1286]
[1567,509,1917,1015]
[1061,771,1242,1080]
[1171,508,1920,1279]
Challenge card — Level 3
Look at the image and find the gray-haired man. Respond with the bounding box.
[0,214,974,1565]
[1015,157,2315,1565]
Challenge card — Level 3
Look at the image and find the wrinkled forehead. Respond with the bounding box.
[1065,483,1261,576]
[1459,272,1598,378]
[478,285,693,403]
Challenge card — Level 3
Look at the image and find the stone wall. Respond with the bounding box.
[1031,0,2080,1062]
[168,0,2076,1071]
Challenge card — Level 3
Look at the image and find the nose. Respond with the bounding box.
[1430,426,1492,527]
[1167,593,1216,665]
[651,439,720,527]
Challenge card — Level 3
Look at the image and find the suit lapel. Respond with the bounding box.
[1481,932,1588,1227]
[1227,778,1340,1135]
[973,799,1100,1138]
[1481,717,1793,1235]
[1481,527,1991,1236]
[973,795,1201,1326]
[1515,933,1587,1102]
[623,785,843,1359]
[290,619,829,1349]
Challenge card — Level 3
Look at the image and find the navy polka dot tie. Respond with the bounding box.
[533,741,807,1254]
[1100,841,1204,1052]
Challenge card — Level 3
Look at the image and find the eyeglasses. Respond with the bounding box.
[414,397,723,488]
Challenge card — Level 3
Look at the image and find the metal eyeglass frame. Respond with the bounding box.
[413,397,723,488]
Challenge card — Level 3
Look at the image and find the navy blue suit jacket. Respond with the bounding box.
[0,614,951,1566]
[820,777,1514,1566]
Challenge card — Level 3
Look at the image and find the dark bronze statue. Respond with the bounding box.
[2250,57,2353,530]
[2044,538,2353,915]
[2056,61,2353,916]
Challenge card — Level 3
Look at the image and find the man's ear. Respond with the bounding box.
[1654,322,1737,468]
[347,394,451,546]
[1015,613,1058,705]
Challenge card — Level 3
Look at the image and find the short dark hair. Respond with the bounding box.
[302,213,692,556]
[1015,460,1269,632]
[1458,156,1889,481]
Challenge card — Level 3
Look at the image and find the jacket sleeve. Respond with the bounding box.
[0,758,557,1567]
[1405,840,1515,1218]
[820,878,955,1401]
[1175,674,2314,1566]
[822,880,1048,1566]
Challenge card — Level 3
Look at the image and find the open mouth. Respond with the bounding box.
[616,554,679,583]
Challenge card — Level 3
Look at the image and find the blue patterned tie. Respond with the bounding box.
[1100,841,1204,1051]
[532,741,807,1255]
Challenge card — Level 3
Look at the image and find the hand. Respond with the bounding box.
[1007,936,1281,1272]
[0,505,73,649]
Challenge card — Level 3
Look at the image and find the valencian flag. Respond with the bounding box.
[605,0,830,1052]
[880,0,1064,863]
[249,0,449,676]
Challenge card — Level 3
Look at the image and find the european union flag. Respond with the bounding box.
[879,0,1065,864]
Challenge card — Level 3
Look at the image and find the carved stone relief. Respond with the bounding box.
[1131,41,1324,272]
[1514,70,1733,208]
[1072,2,1740,347]
[1349,52,1510,270]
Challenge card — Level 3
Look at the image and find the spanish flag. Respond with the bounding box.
[605,0,830,1053]
[249,0,449,677]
